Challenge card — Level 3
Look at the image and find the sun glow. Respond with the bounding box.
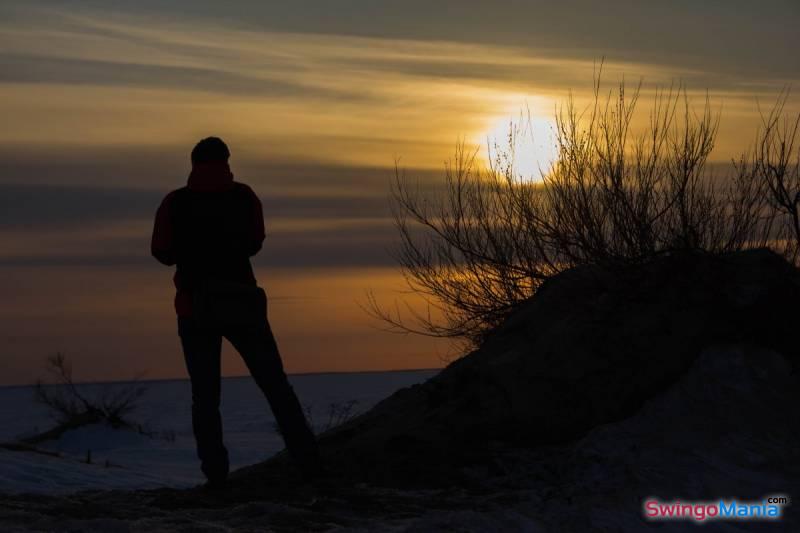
[481,112,559,182]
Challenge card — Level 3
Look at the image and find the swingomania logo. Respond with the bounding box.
[643,496,790,522]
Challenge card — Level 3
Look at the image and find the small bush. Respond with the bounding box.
[275,400,360,436]
[28,353,149,444]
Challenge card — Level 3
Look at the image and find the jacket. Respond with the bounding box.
[151,161,265,316]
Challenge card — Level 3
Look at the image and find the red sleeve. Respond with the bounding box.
[248,186,265,256]
[151,191,177,266]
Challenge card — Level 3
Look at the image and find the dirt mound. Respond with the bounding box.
[299,249,800,486]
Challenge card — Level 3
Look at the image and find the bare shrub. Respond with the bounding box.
[538,81,782,266]
[371,73,797,346]
[29,353,148,444]
[295,400,360,436]
[746,92,800,263]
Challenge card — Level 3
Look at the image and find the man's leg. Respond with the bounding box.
[178,317,229,483]
[225,318,320,474]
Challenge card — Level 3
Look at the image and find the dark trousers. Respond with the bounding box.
[178,314,319,482]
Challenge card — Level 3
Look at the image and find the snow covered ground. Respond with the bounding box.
[0,370,437,494]
[0,348,797,531]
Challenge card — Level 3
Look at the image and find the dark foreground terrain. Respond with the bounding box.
[2,249,798,532]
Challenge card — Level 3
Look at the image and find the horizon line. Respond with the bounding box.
[0,366,444,390]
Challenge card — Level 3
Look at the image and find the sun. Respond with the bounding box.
[481,113,558,182]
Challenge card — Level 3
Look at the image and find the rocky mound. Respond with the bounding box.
[295,249,800,486]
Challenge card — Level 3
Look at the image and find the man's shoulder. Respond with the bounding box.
[157,187,191,213]
[164,186,189,199]
[232,181,260,202]
[162,183,256,203]
[232,181,255,194]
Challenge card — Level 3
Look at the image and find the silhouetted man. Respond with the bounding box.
[151,137,320,486]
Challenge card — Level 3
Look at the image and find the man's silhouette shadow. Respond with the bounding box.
[152,137,320,486]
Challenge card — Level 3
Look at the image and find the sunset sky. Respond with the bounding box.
[1,1,798,385]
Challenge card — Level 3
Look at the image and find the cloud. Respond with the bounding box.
[0,180,407,268]
[6,1,797,81]
[1,3,797,169]
[0,53,365,101]
[0,183,161,228]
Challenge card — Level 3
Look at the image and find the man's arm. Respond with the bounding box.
[151,191,177,266]
[246,185,265,256]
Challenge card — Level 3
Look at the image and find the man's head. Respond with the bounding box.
[191,137,230,165]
